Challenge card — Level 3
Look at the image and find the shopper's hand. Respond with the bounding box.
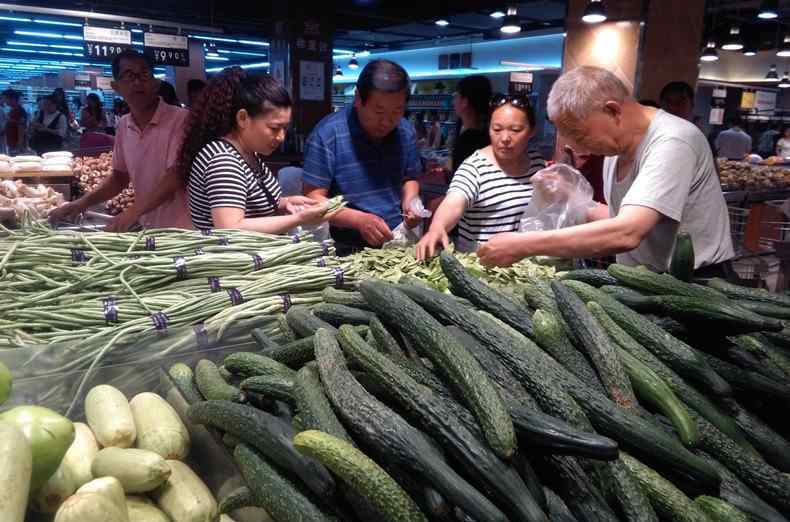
[357,212,393,247]
[415,228,449,261]
[281,196,319,215]
[477,232,528,267]
[105,208,139,232]
[48,200,85,224]
[296,203,330,226]
[401,204,423,229]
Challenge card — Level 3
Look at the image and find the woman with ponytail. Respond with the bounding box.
[179,67,326,232]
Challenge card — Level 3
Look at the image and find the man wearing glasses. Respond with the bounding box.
[51,50,192,231]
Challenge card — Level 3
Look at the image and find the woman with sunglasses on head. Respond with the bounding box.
[178,67,328,232]
[416,93,546,259]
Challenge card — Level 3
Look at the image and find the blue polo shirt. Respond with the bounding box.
[303,106,422,230]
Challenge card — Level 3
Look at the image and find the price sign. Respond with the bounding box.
[144,32,189,67]
[83,26,133,61]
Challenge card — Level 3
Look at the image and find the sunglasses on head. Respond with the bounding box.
[490,93,531,109]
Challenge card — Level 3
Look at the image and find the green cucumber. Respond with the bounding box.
[604,458,660,522]
[286,306,337,337]
[276,313,297,343]
[544,488,578,522]
[698,351,790,400]
[224,352,296,379]
[167,363,204,404]
[563,280,732,396]
[251,328,280,351]
[542,455,619,521]
[219,486,254,514]
[608,264,726,300]
[260,326,367,368]
[440,251,533,337]
[240,374,294,403]
[733,300,790,320]
[369,317,405,357]
[313,328,509,522]
[720,398,790,473]
[513,452,548,512]
[321,287,370,309]
[194,360,240,402]
[233,443,335,522]
[359,280,516,460]
[293,364,349,439]
[694,496,749,522]
[707,278,790,307]
[670,232,695,283]
[620,452,711,522]
[600,285,647,300]
[313,303,376,326]
[553,282,637,409]
[559,269,619,287]
[739,334,790,377]
[187,400,335,498]
[337,325,548,522]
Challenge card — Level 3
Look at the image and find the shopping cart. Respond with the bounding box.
[728,205,751,256]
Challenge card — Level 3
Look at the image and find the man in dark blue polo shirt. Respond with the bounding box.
[303,60,422,255]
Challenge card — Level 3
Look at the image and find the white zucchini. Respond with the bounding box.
[55,492,129,522]
[130,392,190,460]
[91,447,171,493]
[127,495,171,522]
[85,385,137,448]
[61,422,99,488]
[152,460,218,522]
[77,476,128,514]
[0,420,32,522]
[32,459,77,513]
[220,516,238,522]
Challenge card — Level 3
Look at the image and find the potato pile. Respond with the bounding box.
[0,179,65,222]
[73,152,135,215]
[718,160,790,191]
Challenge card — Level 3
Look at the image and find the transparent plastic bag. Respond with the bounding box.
[519,163,596,232]
[391,198,432,242]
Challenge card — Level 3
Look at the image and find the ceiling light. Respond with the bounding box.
[582,0,607,24]
[766,64,780,81]
[780,72,790,88]
[435,18,450,27]
[778,35,790,57]
[758,0,779,19]
[490,10,506,19]
[700,41,719,62]
[348,55,359,69]
[742,44,757,56]
[334,64,343,77]
[238,40,270,46]
[721,26,743,50]
[188,35,239,44]
[501,6,521,34]
[0,16,32,22]
[14,30,63,38]
[33,19,83,27]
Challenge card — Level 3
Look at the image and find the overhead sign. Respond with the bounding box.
[712,87,728,98]
[83,26,133,61]
[96,76,114,91]
[144,32,189,67]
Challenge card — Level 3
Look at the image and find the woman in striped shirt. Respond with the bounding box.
[178,67,327,232]
[416,94,546,259]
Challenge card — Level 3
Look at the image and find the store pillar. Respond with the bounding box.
[174,39,206,106]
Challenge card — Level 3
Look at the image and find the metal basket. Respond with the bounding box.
[728,205,751,256]
[758,200,790,251]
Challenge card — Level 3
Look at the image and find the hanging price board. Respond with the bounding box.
[143,33,189,67]
[83,26,133,61]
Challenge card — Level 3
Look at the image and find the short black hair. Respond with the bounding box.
[112,50,154,80]
[660,81,694,102]
[187,79,206,94]
[1,89,21,100]
[457,75,493,120]
[356,59,410,104]
[158,80,180,106]
[728,117,742,127]
[639,99,660,108]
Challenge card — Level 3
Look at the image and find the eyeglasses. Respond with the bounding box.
[117,70,153,83]
[490,93,532,110]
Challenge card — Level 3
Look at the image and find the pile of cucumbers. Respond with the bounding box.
[171,240,790,522]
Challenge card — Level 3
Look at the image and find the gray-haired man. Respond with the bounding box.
[478,65,734,275]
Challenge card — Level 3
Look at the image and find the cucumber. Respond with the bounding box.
[707,277,790,307]
[737,334,790,377]
[695,496,749,522]
[733,300,790,320]
[286,306,337,337]
[440,251,533,336]
[670,232,695,282]
[218,486,254,514]
[313,302,376,326]
[337,325,548,522]
[294,430,428,522]
[553,282,637,409]
[195,359,240,402]
[224,352,296,379]
[370,317,405,357]
[130,392,190,461]
[61,422,99,489]
[0,421,32,522]
[720,397,790,473]
[321,287,370,309]
[293,363,349,439]
[151,460,217,522]
[512,452,548,512]
[620,452,710,522]
[187,401,335,498]
[541,455,619,522]
[563,280,732,396]
[91,448,171,493]
[275,313,297,343]
[250,328,280,350]
[698,351,790,400]
[85,385,136,449]
[605,458,659,522]
[600,285,647,300]
[314,328,509,522]
[359,280,516,460]
[240,374,295,403]
[559,269,619,287]
[260,325,368,368]
[167,363,204,404]
[544,488,579,522]
[608,263,725,300]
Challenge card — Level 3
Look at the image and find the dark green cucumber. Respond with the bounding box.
[260,325,367,368]
[544,488,579,522]
[195,359,240,401]
[440,251,533,337]
[251,328,280,351]
[424,488,453,520]
[563,280,732,396]
[168,362,204,404]
[293,364,349,439]
[720,398,790,473]
[670,232,695,283]
[359,280,516,460]
[600,285,647,300]
[541,455,620,522]
[531,309,605,394]
[321,287,371,309]
[224,352,296,379]
[219,485,255,514]
[513,452,548,512]
[620,452,711,522]
[604,458,659,522]
[313,328,509,522]
[559,269,619,287]
[293,430,428,522]
[553,282,637,409]
[725,339,787,380]
[369,317,405,358]
[698,351,790,400]
[276,313,297,343]
[707,278,790,308]
[608,264,726,300]
[397,282,720,489]
[222,432,241,448]
[523,277,561,313]
[734,300,790,320]
[187,400,335,498]
[234,443,336,522]
[337,325,548,522]
[286,306,337,337]
[694,496,749,522]
[240,374,295,403]
[737,334,790,377]
[313,303,376,327]
[644,314,690,338]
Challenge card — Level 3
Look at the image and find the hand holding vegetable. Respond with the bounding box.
[295,203,331,226]
[416,228,449,261]
[280,196,320,215]
[48,200,85,224]
[478,232,528,267]
[357,212,394,247]
[104,208,139,233]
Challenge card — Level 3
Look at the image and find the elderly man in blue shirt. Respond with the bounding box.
[303,60,422,255]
